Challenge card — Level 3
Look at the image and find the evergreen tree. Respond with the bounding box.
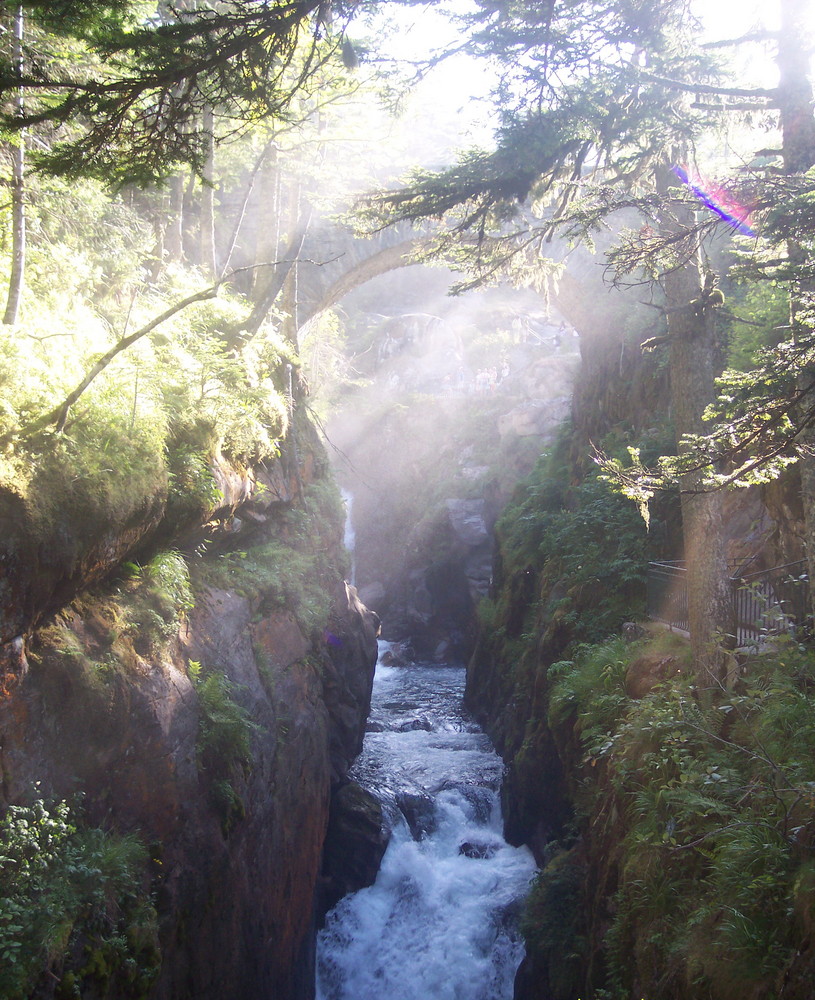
[365,0,815,660]
[0,0,367,183]
[364,0,740,670]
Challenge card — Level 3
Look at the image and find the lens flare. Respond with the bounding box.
[672,165,756,236]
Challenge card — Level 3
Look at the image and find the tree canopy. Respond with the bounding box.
[0,0,372,182]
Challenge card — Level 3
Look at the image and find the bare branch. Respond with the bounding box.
[639,71,777,100]
[701,30,779,49]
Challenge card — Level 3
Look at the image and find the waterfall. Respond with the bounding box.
[317,646,535,999]
[341,488,356,586]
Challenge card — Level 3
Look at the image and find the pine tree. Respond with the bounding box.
[0,0,363,183]
[365,0,743,669]
[364,0,815,658]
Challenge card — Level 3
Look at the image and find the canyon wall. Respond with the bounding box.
[0,410,378,1000]
[461,282,815,1000]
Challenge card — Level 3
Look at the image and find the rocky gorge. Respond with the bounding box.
[0,402,379,1000]
[3,247,814,1000]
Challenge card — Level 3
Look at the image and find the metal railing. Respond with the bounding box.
[646,561,689,632]
[647,559,811,644]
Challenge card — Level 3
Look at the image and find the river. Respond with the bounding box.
[316,643,536,1000]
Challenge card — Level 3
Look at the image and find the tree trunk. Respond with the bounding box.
[659,163,733,684]
[3,4,25,326]
[199,105,217,277]
[237,181,310,345]
[239,205,312,345]
[251,142,280,296]
[220,137,275,281]
[165,173,186,263]
[778,0,815,620]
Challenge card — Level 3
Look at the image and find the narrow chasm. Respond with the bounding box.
[5,10,815,996]
[317,645,535,1000]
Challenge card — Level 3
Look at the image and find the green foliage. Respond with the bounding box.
[363,0,718,291]
[0,797,158,1000]
[548,638,631,753]
[7,1,355,183]
[194,477,346,637]
[166,443,222,520]
[723,280,790,372]
[193,670,259,834]
[538,633,815,997]
[497,442,657,645]
[0,238,290,547]
[477,596,498,631]
[195,671,256,770]
[599,326,813,499]
[142,549,194,617]
[120,550,194,653]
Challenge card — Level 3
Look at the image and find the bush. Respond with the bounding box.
[118,550,194,654]
[195,671,256,770]
[539,633,815,998]
[0,797,158,1000]
[493,429,670,648]
[193,669,259,834]
[548,638,631,753]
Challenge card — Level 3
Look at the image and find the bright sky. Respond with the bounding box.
[364,0,796,175]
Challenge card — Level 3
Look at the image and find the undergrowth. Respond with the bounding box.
[0,797,158,1000]
[0,224,294,544]
[191,665,259,835]
[526,634,815,1000]
[192,476,347,637]
[492,428,672,647]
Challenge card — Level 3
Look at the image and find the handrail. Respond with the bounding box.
[646,559,811,643]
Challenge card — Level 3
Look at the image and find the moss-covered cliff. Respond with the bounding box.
[464,312,815,1000]
[0,402,378,1000]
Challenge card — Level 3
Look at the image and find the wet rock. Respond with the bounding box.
[459,841,498,860]
[321,781,390,916]
[0,564,379,1000]
[397,791,436,840]
[433,639,452,661]
[380,641,414,667]
[397,717,432,732]
[458,785,496,822]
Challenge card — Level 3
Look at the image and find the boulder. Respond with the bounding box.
[459,841,498,860]
[625,653,684,699]
[397,791,436,840]
[321,781,390,915]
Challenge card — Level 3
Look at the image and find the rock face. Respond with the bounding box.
[0,419,379,1000]
[320,780,390,915]
[328,347,576,662]
[381,498,496,661]
[0,578,378,1000]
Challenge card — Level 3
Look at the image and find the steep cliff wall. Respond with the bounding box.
[0,411,378,1000]
[464,286,815,1000]
[329,342,576,662]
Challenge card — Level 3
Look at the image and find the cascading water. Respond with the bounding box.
[341,489,356,586]
[316,643,535,1000]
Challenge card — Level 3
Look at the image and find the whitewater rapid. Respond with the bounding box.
[316,646,535,1000]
